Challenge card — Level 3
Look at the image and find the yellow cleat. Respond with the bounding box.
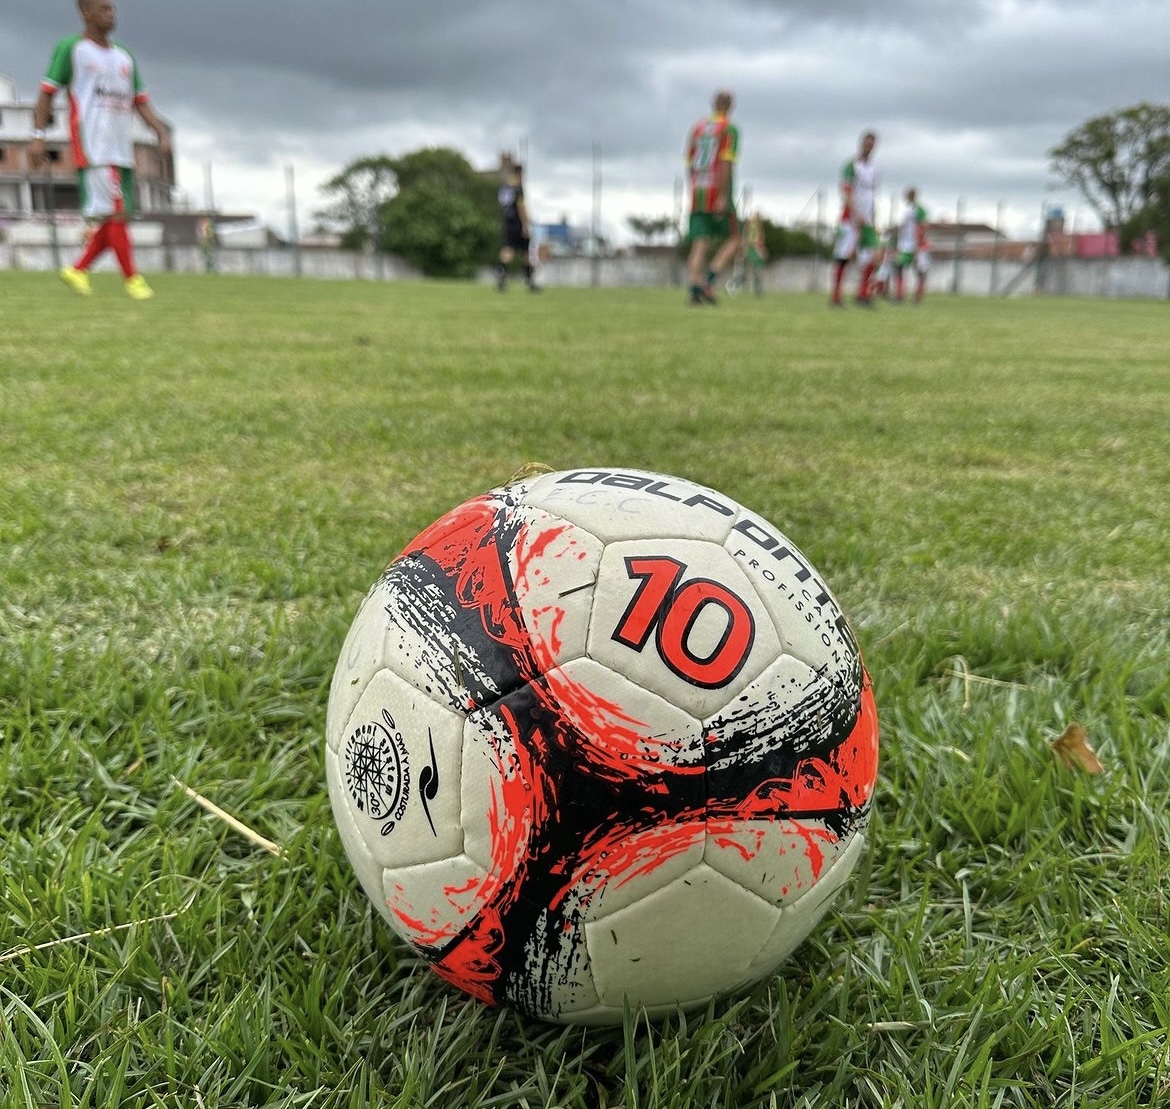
[124,274,155,300]
[60,266,93,296]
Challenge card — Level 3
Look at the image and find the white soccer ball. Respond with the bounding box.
[326,468,878,1024]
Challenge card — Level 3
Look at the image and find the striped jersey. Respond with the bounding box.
[686,114,739,213]
[41,35,147,168]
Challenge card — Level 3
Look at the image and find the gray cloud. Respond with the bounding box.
[4,0,1168,236]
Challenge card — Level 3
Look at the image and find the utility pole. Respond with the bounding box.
[591,141,602,288]
[286,163,302,277]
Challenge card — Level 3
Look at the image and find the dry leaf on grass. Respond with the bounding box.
[1050,722,1105,774]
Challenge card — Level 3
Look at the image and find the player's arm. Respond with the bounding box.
[840,162,857,223]
[135,98,172,156]
[31,38,74,169]
[28,88,56,168]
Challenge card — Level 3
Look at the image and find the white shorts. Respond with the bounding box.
[916,251,931,273]
[833,222,857,261]
[79,166,130,219]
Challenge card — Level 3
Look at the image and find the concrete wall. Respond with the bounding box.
[524,254,1169,299]
[2,221,1166,297]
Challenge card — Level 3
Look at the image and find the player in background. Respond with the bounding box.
[495,163,539,292]
[684,89,741,305]
[870,232,894,300]
[30,0,171,299]
[829,130,879,307]
[895,187,929,303]
[726,210,767,297]
[913,231,931,303]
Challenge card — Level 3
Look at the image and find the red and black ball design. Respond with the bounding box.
[326,468,878,1024]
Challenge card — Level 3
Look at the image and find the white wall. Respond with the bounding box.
[1,229,1165,298]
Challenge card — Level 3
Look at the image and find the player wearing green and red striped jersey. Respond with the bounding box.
[30,0,171,299]
[830,130,879,308]
[684,90,741,305]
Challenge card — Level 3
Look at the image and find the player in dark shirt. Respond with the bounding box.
[495,164,539,291]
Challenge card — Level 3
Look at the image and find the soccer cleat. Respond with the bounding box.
[124,274,154,300]
[60,266,93,296]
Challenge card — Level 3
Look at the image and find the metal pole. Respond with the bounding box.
[951,197,965,294]
[673,173,683,286]
[991,200,1004,295]
[203,160,216,213]
[591,141,601,288]
[46,158,61,270]
[286,163,302,276]
[813,187,825,293]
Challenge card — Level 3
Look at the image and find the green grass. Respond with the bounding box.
[2,271,1168,1108]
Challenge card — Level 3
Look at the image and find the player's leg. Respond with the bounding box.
[521,236,539,291]
[895,251,912,301]
[687,238,713,303]
[707,213,740,293]
[725,242,746,295]
[496,242,514,291]
[856,225,878,304]
[830,222,855,306]
[61,167,113,294]
[686,212,716,304]
[84,167,151,297]
[915,253,929,302]
[525,238,542,292]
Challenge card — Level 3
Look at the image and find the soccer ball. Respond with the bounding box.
[325,467,878,1024]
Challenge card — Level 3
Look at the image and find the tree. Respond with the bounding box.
[315,155,398,250]
[1049,103,1170,243]
[379,148,499,277]
[758,219,820,259]
[627,215,678,246]
[315,147,499,274]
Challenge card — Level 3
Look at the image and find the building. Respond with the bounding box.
[0,72,174,219]
[1041,208,1159,259]
[922,222,1011,260]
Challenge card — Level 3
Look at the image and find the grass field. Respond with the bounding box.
[1,271,1168,1108]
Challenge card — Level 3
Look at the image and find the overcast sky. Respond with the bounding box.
[4,1,1168,242]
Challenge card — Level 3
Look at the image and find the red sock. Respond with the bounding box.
[831,261,847,302]
[106,220,136,277]
[73,222,111,271]
[859,262,875,299]
[896,271,905,300]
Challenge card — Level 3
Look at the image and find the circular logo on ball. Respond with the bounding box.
[343,709,410,835]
